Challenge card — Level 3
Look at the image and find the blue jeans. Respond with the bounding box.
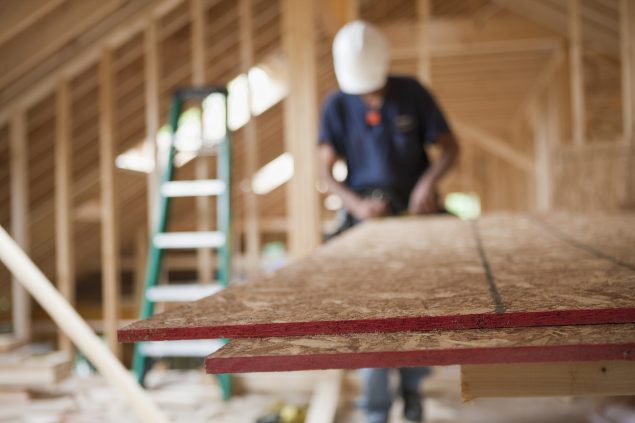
[358,367,430,423]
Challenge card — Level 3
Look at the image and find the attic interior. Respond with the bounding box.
[0,0,634,422]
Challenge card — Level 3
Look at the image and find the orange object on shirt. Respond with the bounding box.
[365,109,381,126]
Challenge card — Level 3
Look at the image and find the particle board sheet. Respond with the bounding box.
[205,324,635,373]
[118,213,635,341]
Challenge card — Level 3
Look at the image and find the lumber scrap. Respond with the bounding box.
[0,351,71,386]
[204,324,635,374]
[0,335,25,353]
[118,213,635,341]
[461,361,635,400]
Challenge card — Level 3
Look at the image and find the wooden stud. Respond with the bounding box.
[144,18,160,232]
[239,0,261,275]
[568,0,586,146]
[305,370,342,423]
[55,79,75,354]
[9,110,31,341]
[0,226,169,423]
[416,0,431,85]
[453,121,534,173]
[133,228,147,315]
[621,0,635,145]
[281,0,321,258]
[99,48,121,357]
[461,361,635,400]
[511,49,565,130]
[532,94,552,212]
[621,0,635,207]
[191,0,214,284]
[318,0,358,36]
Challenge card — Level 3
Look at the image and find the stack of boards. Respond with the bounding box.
[119,213,635,376]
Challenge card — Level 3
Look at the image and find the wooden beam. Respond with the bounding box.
[240,0,261,275]
[511,49,565,129]
[382,16,563,59]
[569,0,586,146]
[0,0,126,92]
[0,0,186,128]
[281,0,321,258]
[133,228,147,316]
[144,18,160,232]
[395,38,562,60]
[621,0,635,145]
[0,226,169,423]
[305,370,342,423]
[493,0,619,58]
[55,79,75,354]
[191,0,214,284]
[318,0,358,37]
[461,361,635,400]
[532,94,552,212]
[99,49,121,357]
[9,110,31,341]
[416,0,431,84]
[621,0,635,208]
[452,121,534,173]
[0,0,66,46]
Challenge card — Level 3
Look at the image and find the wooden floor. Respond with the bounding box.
[119,213,635,342]
[3,365,628,423]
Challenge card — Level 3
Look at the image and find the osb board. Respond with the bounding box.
[118,213,635,341]
[205,324,635,373]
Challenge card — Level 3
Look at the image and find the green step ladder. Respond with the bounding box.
[132,87,232,399]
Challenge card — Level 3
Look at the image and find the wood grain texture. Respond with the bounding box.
[118,213,635,341]
[205,324,635,373]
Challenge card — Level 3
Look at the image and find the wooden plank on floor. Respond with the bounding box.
[0,351,71,387]
[118,213,635,341]
[204,324,635,374]
[305,370,342,423]
[461,360,635,400]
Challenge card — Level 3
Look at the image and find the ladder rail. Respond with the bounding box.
[131,87,232,398]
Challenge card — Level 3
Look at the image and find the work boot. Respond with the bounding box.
[402,390,423,422]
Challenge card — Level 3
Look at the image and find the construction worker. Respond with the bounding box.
[318,21,459,423]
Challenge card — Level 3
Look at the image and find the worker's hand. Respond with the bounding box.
[409,179,438,214]
[351,198,389,221]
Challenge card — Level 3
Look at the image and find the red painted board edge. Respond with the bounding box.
[118,307,635,342]
[205,343,635,374]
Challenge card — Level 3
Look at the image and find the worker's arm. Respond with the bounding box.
[319,144,388,220]
[409,132,460,214]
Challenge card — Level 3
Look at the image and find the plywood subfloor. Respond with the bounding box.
[205,323,635,373]
[119,213,635,341]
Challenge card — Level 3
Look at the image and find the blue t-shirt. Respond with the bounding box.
[319,75,450,203]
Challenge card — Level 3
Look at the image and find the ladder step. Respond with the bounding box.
[161,180,225,197]
[154,232,225,249]
[146,283,224,302]
[138,340,225,358]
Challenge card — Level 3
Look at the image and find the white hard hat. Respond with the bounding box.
[333,20,390,95]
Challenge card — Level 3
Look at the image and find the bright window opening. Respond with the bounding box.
[116,56,287,174]
[444,192,481,220]
[251,153,294,195]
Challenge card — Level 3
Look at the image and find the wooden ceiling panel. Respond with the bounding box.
[161,24,192,79]
[0,0,124,92]
[361,0,416,23]
[26,95,55,211]
[432,0,492,17]
[253,0,280,64]
[159,0,190,39]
